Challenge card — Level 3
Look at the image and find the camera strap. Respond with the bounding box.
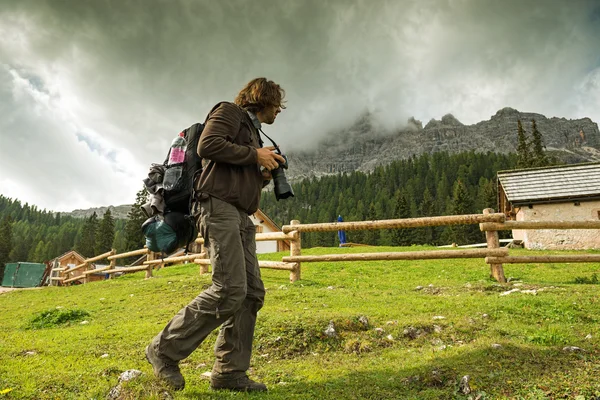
[258,128,282,154]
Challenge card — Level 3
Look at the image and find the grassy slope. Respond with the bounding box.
[1,246,600,399]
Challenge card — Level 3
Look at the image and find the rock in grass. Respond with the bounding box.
[100,354,109,358]
[324,321,337,337]
[563,346,585,352]
[585,334,593,340]
[374,327,384,335]
[358,316,369,328]
[119,369,142,382]
[500,288,520,296]
[459,375,471,394]
[491,343,502,349]
[107,384,121,400]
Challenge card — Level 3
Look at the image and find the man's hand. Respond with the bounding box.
[257,146,286,171]
[261,169,273,180]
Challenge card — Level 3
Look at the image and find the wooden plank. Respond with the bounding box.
[481,221,600,231]
[51,267,68,272]
[108,248,149,260]
[282,248,508,263]
[50,277,65,281]
[86,250,114,263]
[486,255,600,264]
[104,265,151,274]
[257,261,296,271]
[282,213,506,233]
[143,253,204,265]
[82,266,112,275]
[255,232,298,241]
[64,275,85,284]
[69,262,88,272]
[195,231,297,244]
[193,259,296,271]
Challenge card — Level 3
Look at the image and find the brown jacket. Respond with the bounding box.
[195,102,264,214]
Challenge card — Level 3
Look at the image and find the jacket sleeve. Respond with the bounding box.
[197,103,258,165]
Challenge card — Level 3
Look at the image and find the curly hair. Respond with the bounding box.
[234,77,286,113]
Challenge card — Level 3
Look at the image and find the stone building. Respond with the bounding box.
[498,162,600,250]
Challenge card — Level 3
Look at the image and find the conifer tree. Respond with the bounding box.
[364,202,380,245]
[124,187,149,251]
[77,212,99,257]
[416,188,434,244]
[95,209,115,255]
[450,179,472,245]
[32,240,46,262]
[391,190,412,246]
[530,119,549,167]
[516,119,531,168]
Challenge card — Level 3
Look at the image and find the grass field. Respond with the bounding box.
[1,246,600,399]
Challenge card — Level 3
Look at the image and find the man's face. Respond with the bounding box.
[257,104,281,125]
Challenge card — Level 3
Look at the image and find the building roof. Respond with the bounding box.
[498,162,600,205]
[53,250,86,263]
[253,209,282,232]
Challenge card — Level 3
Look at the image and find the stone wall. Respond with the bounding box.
[513,200,600,249]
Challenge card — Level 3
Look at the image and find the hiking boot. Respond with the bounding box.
[145,345,185,390]
[210,375,268,392]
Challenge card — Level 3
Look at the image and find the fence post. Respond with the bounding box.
[107,249,117,281]
[289,220,301,282]
[145,252,155,279]
[483,208,506,283]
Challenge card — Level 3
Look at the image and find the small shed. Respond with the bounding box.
[1,262,48,288]
[498,162,600,249]
[250,209,290,253]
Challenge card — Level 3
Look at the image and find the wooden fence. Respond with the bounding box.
[51,208,600,286]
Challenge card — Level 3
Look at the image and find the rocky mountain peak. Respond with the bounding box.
[492,107,520,119]
[407,117,423,130]
[441,113,463,126]
[286,108,600,182]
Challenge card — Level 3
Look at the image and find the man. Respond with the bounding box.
[145,78,286,392]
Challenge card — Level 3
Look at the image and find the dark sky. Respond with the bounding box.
[1,0,599,211]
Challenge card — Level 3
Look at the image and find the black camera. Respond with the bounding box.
[272,148,294,201]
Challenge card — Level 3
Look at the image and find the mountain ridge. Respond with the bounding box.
[285,107,600,181]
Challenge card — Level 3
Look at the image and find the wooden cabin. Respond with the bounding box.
[497,162,600,249]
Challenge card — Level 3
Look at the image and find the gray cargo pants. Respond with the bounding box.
[150,195,265,379]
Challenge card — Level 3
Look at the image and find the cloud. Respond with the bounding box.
[0,0,599,211]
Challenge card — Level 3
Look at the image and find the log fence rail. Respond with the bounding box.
[51,209,599,286]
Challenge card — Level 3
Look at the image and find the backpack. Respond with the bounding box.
[141,123,204,254]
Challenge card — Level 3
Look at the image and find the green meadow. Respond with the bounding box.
[1,246,600,399]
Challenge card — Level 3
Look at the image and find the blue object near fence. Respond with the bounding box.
[337,215,347,246]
